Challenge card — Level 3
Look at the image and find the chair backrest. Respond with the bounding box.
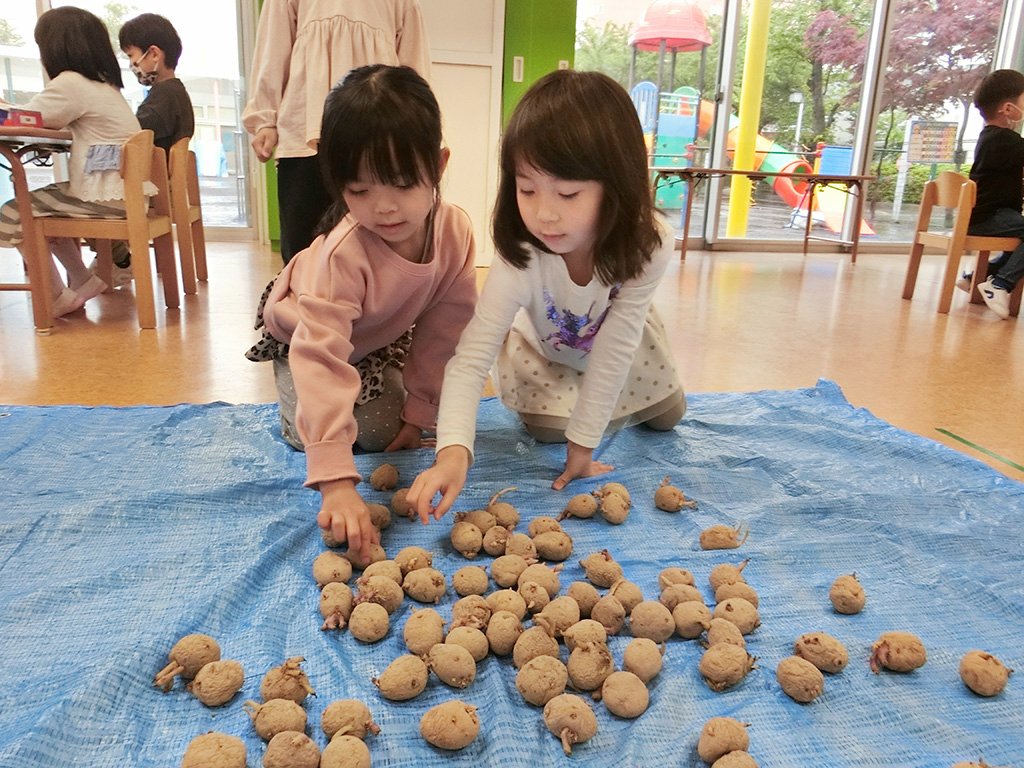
[168,137,197,208]
[931,170,974,210]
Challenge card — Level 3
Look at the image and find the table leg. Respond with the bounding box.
[803,181,816,257]
[850,181,866,264]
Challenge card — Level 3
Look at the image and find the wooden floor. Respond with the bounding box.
[2,242,1022,482]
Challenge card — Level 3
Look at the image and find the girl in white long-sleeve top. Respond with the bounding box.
[409,69,685,522]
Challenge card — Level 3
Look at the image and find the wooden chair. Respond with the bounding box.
[38,129,178,329]
[169,137,207,294]
[903,170,1022,316]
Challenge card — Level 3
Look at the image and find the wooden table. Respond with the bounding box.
[652,166,875,263]
[0,125,73,334]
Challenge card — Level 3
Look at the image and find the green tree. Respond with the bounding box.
[0,19,25,47]
[102,1,138,52]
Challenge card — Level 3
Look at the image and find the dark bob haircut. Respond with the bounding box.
[35,6,123,88]
[319,65,443,212]
[492,69,660,286]
[974,68,1024,120]
[119,13,184,68]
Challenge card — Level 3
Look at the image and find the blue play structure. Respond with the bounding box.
[632,82,699,209]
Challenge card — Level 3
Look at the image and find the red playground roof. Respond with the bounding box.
[630,0,712,52]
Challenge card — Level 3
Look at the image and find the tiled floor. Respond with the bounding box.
[2,242,1021,481]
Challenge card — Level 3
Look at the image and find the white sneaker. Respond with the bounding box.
[51,287,85,318]
[976,277,1010,319]
[88,260,133,288]
[74,274,108,302]
[955,270,973,293]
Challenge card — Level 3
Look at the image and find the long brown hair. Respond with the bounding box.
[492,70,660,285]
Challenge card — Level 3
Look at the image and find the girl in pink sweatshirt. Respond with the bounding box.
[246,65,477,559]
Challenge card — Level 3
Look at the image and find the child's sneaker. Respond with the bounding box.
[88,259,132,288]
[74,274,108,302]
[976,277,1010,319]
[955,270,973,293]
[51,287,85,318]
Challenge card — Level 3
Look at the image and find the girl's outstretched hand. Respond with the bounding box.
[408,445,471,524]
[317,478,379,562]
[552,440,613,490]
[384,421,424,452]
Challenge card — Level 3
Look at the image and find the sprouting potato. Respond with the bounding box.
[188,660,244,707]
[959,650,1012,697]
[528,516,564,537]
[700,524,749,550]
[601,671,649,718]
[609,579,644,613]
[343,543,387,571]
[348,602,390,643]
[567,640,615,691]
[567,581,601,618]
[452,566,489,597]
[420,700,480,750]
[320,735,371,768]
[446,626,490,663]
[543,694,598,756]
[794,632,848,674]
[369,463,399,491]
[450,520,484,559]
[709,560,749,591]
[563,619,608,652]
[777,655,825,703]
[459,508,497,532]
[591,594,626,635]
[870,631,927,673]
[712,597,760,635]
[715,581,759,608]
[450,595,492,631]
[428,643,477,688]
[372,654,428,701]
[623,637,665,683]
[155,633,220,692]
[707,619,746,650]
[630,601,675,643]
[180,732,245,768]
[672,601,712,640]
[260,657,315,703]
[487,588,528,620]
[487,486,521,529]
[394,545,432,575]
[598,482,631,505]
[402,567,447,604]
[517,654,569,706]
[660,583,703,612]
[699,644,756,692]
[830,573,866,614]
[320,699,380,740]
[492,553,530,588]
[486,610,524,656]
[580,550,623,588]
[658,566,696,589]
[711,752,760,768]
[519,580,551,614]
[559,493,598,520]
[245,698,307,742]
[513,625,561,669]
[482,525,510,557]
[533,530,574,562]
[533,596,581,639]
[403,608,445,655]
[504,532,538,561]
[390,487,414,519]
[654,477,698,512]
[313,551,353,588]
[599,492,631,525]
[362,559,403,585]
[263,730,319,768]
[367,503,391,531]
[320,581,354,630]
[697,717,750,764]
[517,563,562,598]
[355,573,404,614]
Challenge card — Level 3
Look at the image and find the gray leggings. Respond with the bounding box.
[273,357,406,452]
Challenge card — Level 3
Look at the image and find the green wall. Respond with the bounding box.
[502,0,577,124]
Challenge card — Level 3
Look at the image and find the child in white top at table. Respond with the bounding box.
[409,69,686,522]
[0,7,145,317]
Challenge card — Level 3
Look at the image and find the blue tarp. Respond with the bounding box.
[1,380,1021,768]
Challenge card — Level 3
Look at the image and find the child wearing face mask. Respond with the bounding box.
[960,69,1024,319]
